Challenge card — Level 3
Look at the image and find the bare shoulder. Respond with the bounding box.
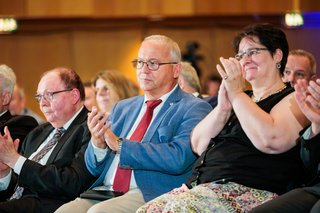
[271,92,310,128]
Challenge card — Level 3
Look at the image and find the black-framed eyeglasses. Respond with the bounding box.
[35,89,73,103]
[235,48,268,61]
[131,59,178,71]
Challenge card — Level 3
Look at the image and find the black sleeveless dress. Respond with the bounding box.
[186,84,305,195]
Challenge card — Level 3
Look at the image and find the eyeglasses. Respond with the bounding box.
[131,59,178,71]
[235,48,268,61]
[35,89,73,103]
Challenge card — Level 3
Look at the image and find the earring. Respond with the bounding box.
[277,63,281,69]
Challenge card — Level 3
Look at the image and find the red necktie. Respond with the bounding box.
[113,99,162,193]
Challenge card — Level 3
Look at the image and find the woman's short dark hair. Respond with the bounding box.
[233,23,289,75]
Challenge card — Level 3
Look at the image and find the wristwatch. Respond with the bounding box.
[116,137,123,154]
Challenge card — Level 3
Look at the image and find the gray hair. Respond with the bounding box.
[0,64,16,94]
[143,35,181,62]
[180,62,201,93]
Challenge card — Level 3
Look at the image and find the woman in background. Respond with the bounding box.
[92,70,136,113]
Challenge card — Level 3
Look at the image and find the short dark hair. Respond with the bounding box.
[233,23,289,75]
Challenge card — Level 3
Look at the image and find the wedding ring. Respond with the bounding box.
[223,75,229,80]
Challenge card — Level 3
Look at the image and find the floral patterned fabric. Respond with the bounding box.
[137,182,278,213]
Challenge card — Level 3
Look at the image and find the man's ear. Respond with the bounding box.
[70,88,81,104]
[173,63,181,79]
[3,92,12,106]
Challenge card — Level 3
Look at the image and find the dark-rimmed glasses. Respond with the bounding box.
[131,59,178,71]
[235,48,268,61]
[35,89,73,103]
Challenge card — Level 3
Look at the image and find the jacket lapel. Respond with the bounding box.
[0,111,13,128]
[46,107,89,163]
[143,86,183,141]
[120,97,144,138]
[24,125,53,157]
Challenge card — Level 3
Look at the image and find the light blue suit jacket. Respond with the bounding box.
[85,86,212,201]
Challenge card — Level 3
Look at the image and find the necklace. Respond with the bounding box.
[252,84,287,102]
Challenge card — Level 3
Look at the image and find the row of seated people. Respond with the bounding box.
[0,22,318,213]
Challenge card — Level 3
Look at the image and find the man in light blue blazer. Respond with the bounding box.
[56,35,212,213]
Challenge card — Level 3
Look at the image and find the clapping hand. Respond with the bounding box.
[216,57,246,101]
[87,107,112,149]
[0,126,20,177]
[295,79,320,136]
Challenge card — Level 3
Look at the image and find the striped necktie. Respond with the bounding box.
[10,127,65,200]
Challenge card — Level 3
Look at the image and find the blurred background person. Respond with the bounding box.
[203,73,222,97]
[92,70,134,113]
[83,81,97,111]
[283,49,317,87]
[203,74,222,108]
[178,61,203,98]
[9,84,45,125]
[0,66,38,152]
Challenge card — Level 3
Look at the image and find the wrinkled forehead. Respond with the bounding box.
[287,55,311,71]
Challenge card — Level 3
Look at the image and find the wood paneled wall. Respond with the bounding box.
[0,0,320,118]
[1,0,320,17]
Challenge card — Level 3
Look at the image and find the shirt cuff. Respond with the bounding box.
[0,169,12,191]
[91,140,108,162]
[302,127,312,140]
[13,156,27,175]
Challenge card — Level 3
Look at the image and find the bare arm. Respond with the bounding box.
[216,57,309,154]
[191,82,232,155]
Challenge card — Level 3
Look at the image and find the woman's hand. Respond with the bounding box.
[216,57,246,101]
[216,81,232,113]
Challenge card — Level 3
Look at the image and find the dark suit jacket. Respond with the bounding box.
[0,110,39,152]
[0,107,96,213]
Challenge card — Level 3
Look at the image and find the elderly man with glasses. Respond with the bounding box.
[0,67,95,213]
[56,35,212,213]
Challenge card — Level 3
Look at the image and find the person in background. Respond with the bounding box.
[9,84,46,124]
[204,73,222,97]
[204,74,222,108]
[0,67,95,213]
[56,35,211,213]
[83,81,97,111]
[0,65,38,152]
[251,78,320,213]
[92,70,133,114]
[137,23,310,212]
[178,61,203,98]
[283,49,317,87]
